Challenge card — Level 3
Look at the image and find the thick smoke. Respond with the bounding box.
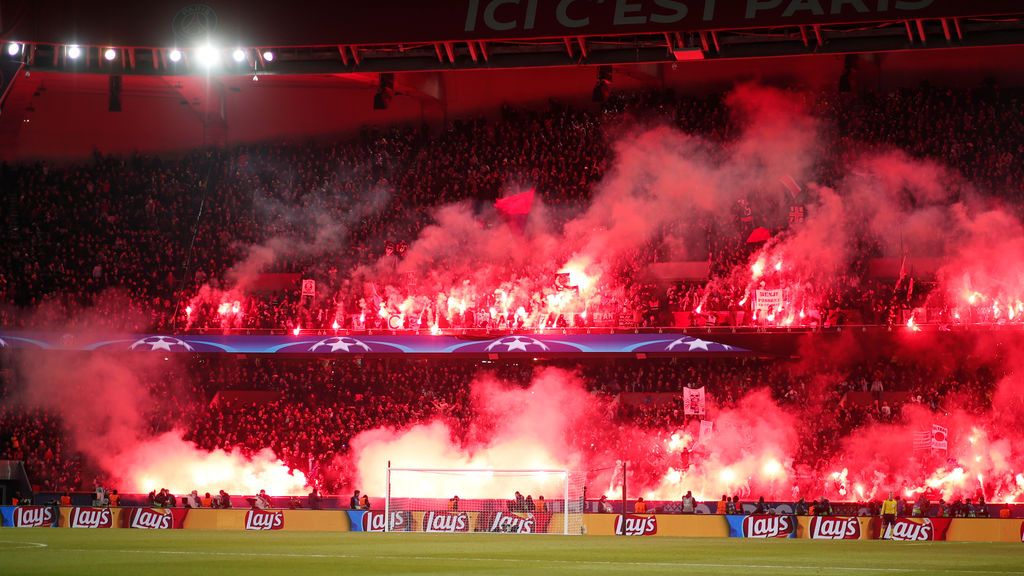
[337,82,1024,503]
[349,368,803,502]
[12,350,306,495]
[33,80,1024,500]
[816,331,1024,503]
[187,172,391,328]
[335,82,827,330]
[350,368,598,498]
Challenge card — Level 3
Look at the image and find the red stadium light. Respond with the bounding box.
[672,48,705,61]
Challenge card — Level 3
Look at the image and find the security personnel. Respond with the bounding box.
[880,492,899,539]
[634,497,646,514]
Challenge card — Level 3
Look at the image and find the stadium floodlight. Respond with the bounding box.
[384,467,584,534]
[7,42,20,56]
[104,48,117,61]
[67,45,82,59]
[232,48,246,62]
[196,44,219,67]
[169,49,182,63]
[262,50,274,62]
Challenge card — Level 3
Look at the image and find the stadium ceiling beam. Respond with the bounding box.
[12,18,1024,76]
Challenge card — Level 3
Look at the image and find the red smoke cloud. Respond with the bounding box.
[13,351,306,496]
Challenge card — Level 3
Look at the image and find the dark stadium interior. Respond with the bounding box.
[3,1,1024,554]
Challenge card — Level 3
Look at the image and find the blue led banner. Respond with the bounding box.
[0,331,752,356]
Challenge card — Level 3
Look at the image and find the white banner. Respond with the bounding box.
[699,420,714,444]
[301,279,315,297]
[931,424,948,451]
[683,387,706,416]
[754,289,784,315]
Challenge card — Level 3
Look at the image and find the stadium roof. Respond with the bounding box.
[3,0,1024,75]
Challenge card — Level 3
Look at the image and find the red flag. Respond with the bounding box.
[495,189,535,233]
[746,227,771,244]
[495,189,535,216]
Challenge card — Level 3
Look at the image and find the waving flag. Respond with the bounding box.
[495,189,535,233]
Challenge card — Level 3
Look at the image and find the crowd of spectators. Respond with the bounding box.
[2,80,1023,505]
[1,350,1014,497]
[3,82,1022,332]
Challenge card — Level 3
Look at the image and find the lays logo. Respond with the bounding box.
[885,518,933,541]
[69,507,113,528]
[615,514,657,536]
[128,508,173,530]
[13,506,56,527]
[244,509,284,531]
[742,515,795,538]
[362,511,408,532]
[487,511,537,533]
[422,511,469,532]
[808,516,860,540]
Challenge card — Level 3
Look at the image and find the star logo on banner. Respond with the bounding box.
[309,337,372,353]
[485,336,550,352]
[129,336,195,352]
[665,337,713,352]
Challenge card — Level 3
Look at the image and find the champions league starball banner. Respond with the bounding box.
[0,331,751,356]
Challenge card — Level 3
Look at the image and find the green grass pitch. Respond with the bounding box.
[1,531,1022,575]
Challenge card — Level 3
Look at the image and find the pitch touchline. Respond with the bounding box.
[47,548,1024,574]
[0,541,49,550]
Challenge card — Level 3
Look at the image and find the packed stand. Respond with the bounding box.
[3,83,1022,332]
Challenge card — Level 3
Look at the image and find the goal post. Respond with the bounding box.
[384,467,584,535]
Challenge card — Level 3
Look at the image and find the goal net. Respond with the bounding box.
[384,468,584,534]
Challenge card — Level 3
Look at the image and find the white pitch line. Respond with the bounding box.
[45,547,1024,574]
[0,541,49,550]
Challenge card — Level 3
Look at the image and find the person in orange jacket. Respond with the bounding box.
[634,497,647,513]
[716,495,728,515]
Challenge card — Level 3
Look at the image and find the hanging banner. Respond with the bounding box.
[699,420,714,444]
[683,387,705,415]
[301,279,316,297]
[753,289,784,315]
[931,424,949,451]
